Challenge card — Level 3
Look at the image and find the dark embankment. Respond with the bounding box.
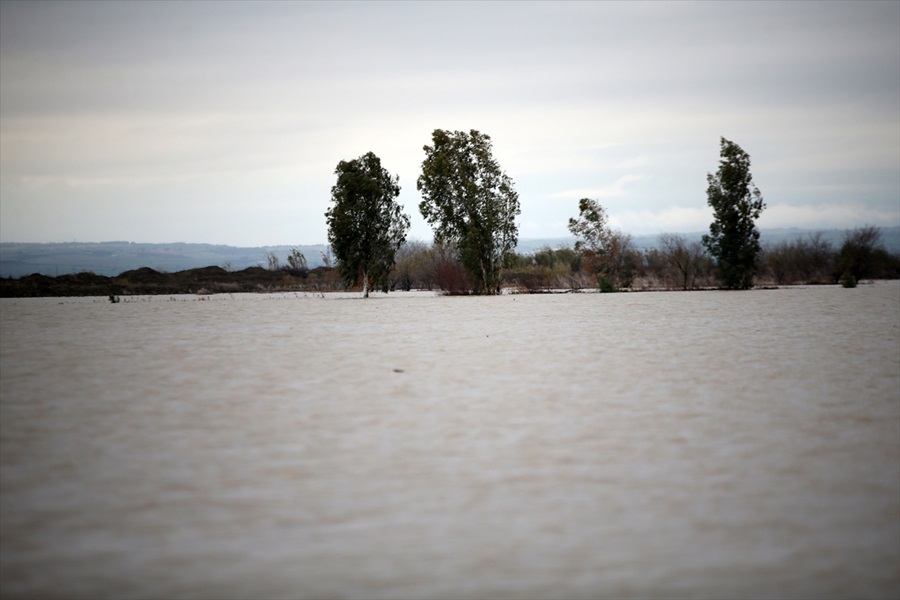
[0,266,343,298]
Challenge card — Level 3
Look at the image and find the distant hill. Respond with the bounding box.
[2,227,897,279]
[0,242,331,279]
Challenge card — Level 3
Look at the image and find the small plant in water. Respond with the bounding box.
[840,273,857,288]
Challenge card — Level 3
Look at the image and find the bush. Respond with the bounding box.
[434,260,470,295]
[598,277,616,293]
[837,226,893,282]
[763,232,835,285]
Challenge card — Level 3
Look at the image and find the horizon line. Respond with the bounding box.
[3,225,899,249]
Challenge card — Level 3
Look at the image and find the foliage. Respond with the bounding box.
[532,245,584,288]
[326,152,410,298]
[390,239,441,291]
[285,248,308,273]
[391,239,429,291]
[433,259,471,295]
[532,246,581,272]
[837,225,889,283]
[502,245,587,292]
[568,198,613,255]
[264,250,280,271]
[417,129,520,295]
[608,233,638,290]
[754,228,900,285]
[702,137,766,289]
[567,198,630,291]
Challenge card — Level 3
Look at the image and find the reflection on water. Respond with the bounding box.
[2,284,899,599]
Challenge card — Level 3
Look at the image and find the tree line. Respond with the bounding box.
[4,225,894,298]
[325,130,897,296]
[372,225,895,294]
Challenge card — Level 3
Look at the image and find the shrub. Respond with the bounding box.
[434,260,471,295]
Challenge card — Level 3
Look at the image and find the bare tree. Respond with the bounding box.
[659,233,706,290]
[803,232,834,284]
[391,239,431,291]
[838,225,886,284]
[764,232,836,285]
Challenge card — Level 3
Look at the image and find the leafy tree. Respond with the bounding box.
[567,198,627,291]
[417,129,520,295]
[702,137,766,289]
[325,152,410,298]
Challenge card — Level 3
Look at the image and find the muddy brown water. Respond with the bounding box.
[2,284,898,599]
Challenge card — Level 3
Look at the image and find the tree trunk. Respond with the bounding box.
[362,269,369,298]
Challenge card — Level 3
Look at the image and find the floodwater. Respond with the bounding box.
[1,284,898,599]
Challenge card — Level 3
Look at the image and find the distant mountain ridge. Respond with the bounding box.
[0,242,331,279]
[2,227,898,279]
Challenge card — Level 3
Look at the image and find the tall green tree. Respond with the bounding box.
[417,129,520,294]
[702,137,765,289]
[325,152,410,298]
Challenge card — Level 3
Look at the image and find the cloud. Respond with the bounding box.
[0,1,897,245]
[605,202,900,239]
[608,207,714,235]
[551,175,646,200]
[758,203,900,231]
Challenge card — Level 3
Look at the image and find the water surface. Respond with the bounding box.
[2,285,898,599]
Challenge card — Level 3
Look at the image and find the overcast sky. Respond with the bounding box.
[1,1,898,246]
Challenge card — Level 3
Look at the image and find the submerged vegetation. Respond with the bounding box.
[3,226,897,298]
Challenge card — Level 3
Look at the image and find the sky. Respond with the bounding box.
[1,1,898,247]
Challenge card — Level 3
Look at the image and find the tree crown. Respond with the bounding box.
[417,129,520,294]
[702,137,765,289]
[325,151,409,296]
